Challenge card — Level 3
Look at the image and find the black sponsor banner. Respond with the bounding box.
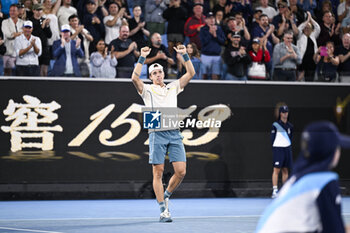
[0,79,349,185]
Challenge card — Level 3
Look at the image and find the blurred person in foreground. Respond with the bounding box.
[256,120,350,233]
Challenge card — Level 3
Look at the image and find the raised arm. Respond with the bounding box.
[131,46,151,94]
[174,44,195,89]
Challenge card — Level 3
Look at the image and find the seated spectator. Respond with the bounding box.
[297,12,320,81]
[223,32,251,80]
[90,39,118,78]
[200,12,226,80]
[273,31,302,81]
[177,42,201,79]
[104,2,125,46]
[145,32,175,78]
[128,5,150,50]
[2,4,23,76]
[317,11,341,46]
[17,3,27,20]
[249,9,262,32]
[52,24,84,77]
[145,0,167,36]
[248,38,271,80]
[184,3,206,49]
[14,21,42,76]
[336,33,350,77]
[255,0,278,23]
[23,0,34,19]
[69,14,93,62]
[109,25,140,78]
[314,41,340,82]
[162,0,188,60]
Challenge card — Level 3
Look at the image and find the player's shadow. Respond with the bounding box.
[204,144,235,197]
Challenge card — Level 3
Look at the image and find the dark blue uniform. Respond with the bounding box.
[271,120,293,168]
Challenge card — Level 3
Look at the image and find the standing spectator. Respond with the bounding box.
[314,41,340,82]
[42,0,61,71]
[297,12,320,81]
[273,31,302,81]
[257,121,349,233]
[270,105,293,198]
[23,0,33,19]
[0,2,8,39]
[128,5,150,50]
[298,0,316,16]
[336,33,350,77]
[273,1,299,40]
[14,20,42,76]
[215,10,224,26]
[82,0,106,55]
[200,12,225,80]
[52,24,84,77]
[289,0,305,26]
[248,38,271,80]
[184,3,206,49]
[177,42,201,79]
[30,4,52,77]
[69,14,93,62]
[251,14,279,58]
[314,0,332,25]
[255,0,278,22]
[162,0,188,60]
[90,39,118,78]
[223,32,251,80]
[212,0,231,19]
[2,4,23,76]
[104,2,125,46]
[250,9,262,32]
[17,3,27,20]
[145,0,167,36]
[109,25,140,78]
[226,0,253,22]
[337,0,350,24]
[145,32,175,78]
[317,11,341,47]
[233,12,251,45]
[57,0,77,28]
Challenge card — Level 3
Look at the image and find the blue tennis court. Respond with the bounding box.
[1,198,350,233]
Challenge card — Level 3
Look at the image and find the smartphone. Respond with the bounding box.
[320,46,328,56]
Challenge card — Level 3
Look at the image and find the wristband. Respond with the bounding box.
[182,53,190,62]
[138,56,146,64]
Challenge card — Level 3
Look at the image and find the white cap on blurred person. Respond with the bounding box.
[23,21,33,28]
[149,63,163,74]
[61,24,71,32]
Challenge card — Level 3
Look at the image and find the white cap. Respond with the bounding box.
[148,63,163,74]
[61,24,71,32]
[23,20,33,28]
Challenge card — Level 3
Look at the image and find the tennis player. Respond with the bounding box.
[256,121,350,233]
[131,45,195,222]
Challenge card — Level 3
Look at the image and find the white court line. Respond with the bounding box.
[1,213,350,222]
[0,226,62,233]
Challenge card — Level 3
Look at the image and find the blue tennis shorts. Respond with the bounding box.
[148,130,186,164]
[272,146,293,168]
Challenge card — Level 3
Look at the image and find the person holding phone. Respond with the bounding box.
[314,41,340,81]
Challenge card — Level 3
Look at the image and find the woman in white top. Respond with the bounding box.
[297,11,320,81]
[42,0,61,51]
[90,39,118,78]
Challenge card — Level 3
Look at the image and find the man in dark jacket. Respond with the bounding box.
[199,12,225,80]
[223,31,251,80]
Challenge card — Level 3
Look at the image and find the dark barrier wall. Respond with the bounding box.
[0,78,349,198]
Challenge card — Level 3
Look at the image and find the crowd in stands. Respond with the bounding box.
[1,0,350,82]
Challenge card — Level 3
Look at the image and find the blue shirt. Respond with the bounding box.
[271,120,293,147]
[200,25,226,56]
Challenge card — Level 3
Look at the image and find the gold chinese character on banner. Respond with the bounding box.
[1,95,63,152]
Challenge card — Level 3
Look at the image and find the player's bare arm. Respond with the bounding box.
[174,44,195,89]
[131,46,151,94]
